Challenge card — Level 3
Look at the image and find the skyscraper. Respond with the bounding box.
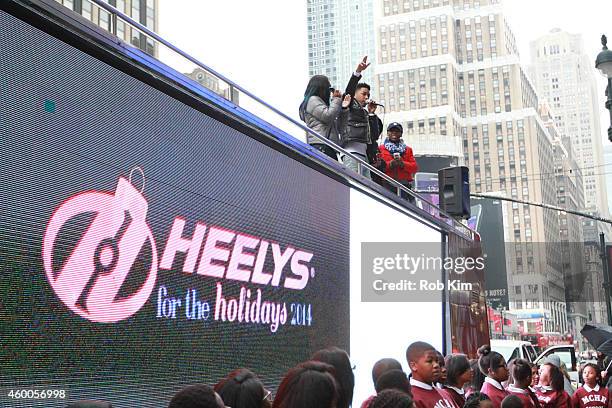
[373,0,566,333]
[529,29,609,217]
[54,0,158,56]
[307,0,376,90]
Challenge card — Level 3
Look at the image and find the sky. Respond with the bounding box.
[157,0,612,143]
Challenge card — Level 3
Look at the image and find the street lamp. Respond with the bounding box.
[596,35,612,142]
[497,306,507,339]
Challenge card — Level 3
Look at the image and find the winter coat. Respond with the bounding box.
[302,96,348,146]
[338,73,373,146]
[379,143,418,182]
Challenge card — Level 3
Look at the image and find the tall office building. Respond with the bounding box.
[529,29,608,217]
[373,0,566,332]
[605,145,612,216]
[55,0,158,56]
[543,102,588,345]
[307,0,376,90]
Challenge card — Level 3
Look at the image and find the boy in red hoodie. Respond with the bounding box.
[407,342,455,408]
[571,364,609,408]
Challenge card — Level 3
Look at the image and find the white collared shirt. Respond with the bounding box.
[507,385,528,395]
[410,377,434,390]
[485,377,505,390]
[584,384,601,393]
[446,385,465,395]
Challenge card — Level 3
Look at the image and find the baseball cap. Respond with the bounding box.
[387,122,403,132]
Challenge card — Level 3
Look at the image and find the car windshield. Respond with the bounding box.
[493,345,519,362]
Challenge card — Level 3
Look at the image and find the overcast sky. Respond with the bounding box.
[157,0,611,143]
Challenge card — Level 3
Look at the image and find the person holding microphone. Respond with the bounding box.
[378,122,418,200]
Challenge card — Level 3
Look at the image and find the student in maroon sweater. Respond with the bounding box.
[406,342,454,408]
[439,354,472,408]
[535,363,571,408]
[571,364,609,408]
[478,345,509,408]
[506,358,541,408]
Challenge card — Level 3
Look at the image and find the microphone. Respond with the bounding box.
[367,100,385,108]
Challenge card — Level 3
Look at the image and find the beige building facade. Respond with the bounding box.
[374,0,567,332]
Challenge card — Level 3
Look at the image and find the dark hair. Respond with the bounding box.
[506,359,515,386]
[436,351,445,366]
[445,354,471,388]
[299,75,332,120]
[478,345,505,376]
[543,363,564,392]
[168,384,222,408]
[583,363,602,386]
[272,361,338,408]
[372,358,403,386]
[375,369,411,394]
[469,358,486,393]
[356,82,371,91]
[312,347,354,408]
[406,342,436,364]
[214,369,268,408]
[464,392,490,408]
[369,389,414,408]
[511,359,532,386]
[501,395,523,408]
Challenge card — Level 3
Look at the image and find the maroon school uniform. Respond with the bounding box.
[481,378,509,408]
[410,378,455,408]
[536,386,571,408]
[571,384,609,408]
[439,386,465,408]
[507,385,538,408]
[361,395,376,408]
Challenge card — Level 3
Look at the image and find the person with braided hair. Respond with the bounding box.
[370,389,414,408]
[478,345,509,408]
[506,358,541,408]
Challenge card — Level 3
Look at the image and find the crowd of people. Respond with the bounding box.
[299,56,418,196]
[66,342,612,408]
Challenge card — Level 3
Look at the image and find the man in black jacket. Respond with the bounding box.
[339,56,384,181]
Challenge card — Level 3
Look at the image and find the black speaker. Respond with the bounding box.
[438,166,470,218]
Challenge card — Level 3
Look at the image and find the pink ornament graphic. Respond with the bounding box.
[42,176,158,323]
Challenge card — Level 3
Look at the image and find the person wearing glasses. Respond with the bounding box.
[214,369,272,408]
[299,75,351,160]
[478,345,510,408]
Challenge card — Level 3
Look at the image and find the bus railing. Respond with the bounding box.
[79,0,474,239]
